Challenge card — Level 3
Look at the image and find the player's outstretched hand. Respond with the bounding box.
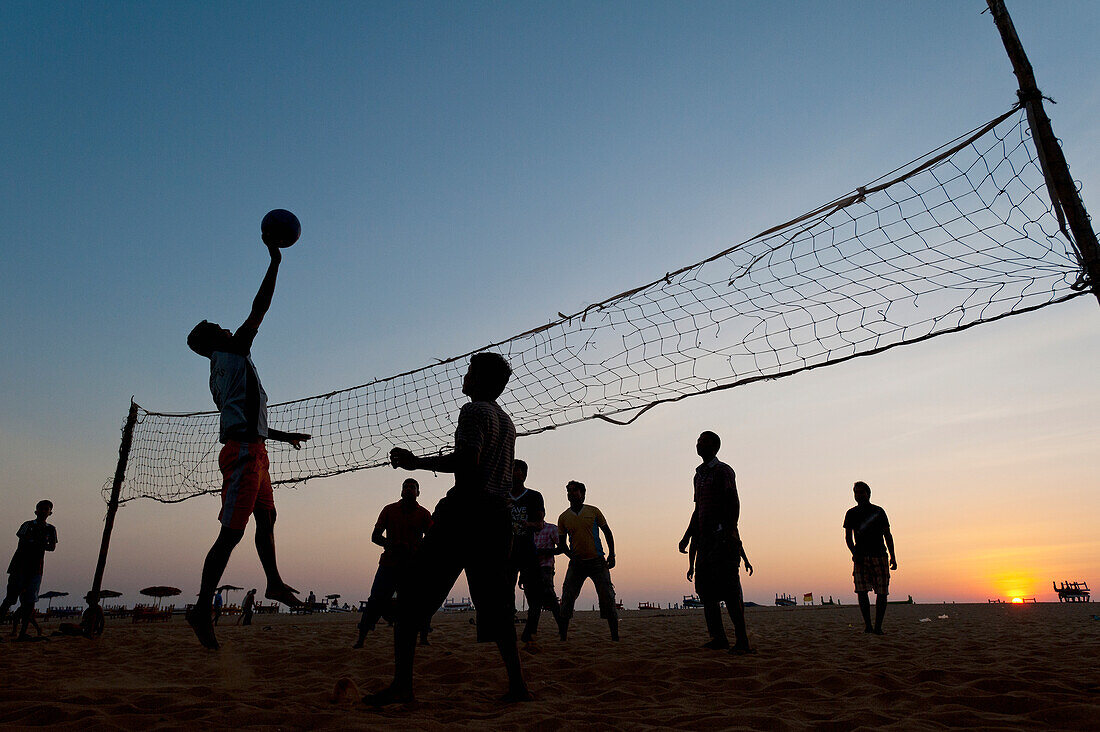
[285,432,310,449]
[389,447,417,470]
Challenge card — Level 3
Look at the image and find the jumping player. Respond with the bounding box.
[185,241,310,649]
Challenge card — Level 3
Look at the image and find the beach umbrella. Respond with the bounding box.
[39,590,68,609]
[140,586,181,607]
[216,584,244,601]
[97,590,123,599]
[324,594,341,600]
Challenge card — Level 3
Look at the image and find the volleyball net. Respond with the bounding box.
[112,105,1089,504]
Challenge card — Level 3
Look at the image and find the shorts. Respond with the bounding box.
[694,532,742,603]
[853,555,890,595]
[560,557,617,620]
[396,489,515,643]
[218,440,274,531]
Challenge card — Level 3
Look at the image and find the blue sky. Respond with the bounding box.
[1,1,1097,607]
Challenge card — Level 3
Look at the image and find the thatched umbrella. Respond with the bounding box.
[139,586,181,607]
[38,590,68,610]
[216,584,244,602]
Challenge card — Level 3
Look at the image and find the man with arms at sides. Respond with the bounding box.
[526,507,564,645]
[238,589,257,626]
[185,241,311,650]
[354,478,433,648]
[369,352,531,705]
[844,481,897,635]
[0,500,57,641]
[678,431,752,654]
[508,460,561,644]
[556,481,619,642]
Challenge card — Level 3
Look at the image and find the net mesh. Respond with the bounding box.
[113,106,1088,504]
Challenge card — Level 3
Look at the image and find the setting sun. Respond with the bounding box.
[1011,598,1024,604]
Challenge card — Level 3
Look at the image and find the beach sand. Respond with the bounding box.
[0,603,1096,729]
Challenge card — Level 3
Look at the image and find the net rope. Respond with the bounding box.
[112,106,1088,504]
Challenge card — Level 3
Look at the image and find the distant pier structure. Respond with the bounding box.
[1053,581,1090,603]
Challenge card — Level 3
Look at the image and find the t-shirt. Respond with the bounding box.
[843,503,890,558]
[376,501,433,567]
[453,400,515,499]
[7,520,57,576]
[209,324,269,443]
[532,523,560,569]
[693,458,739,535]
[557,505,608,561]
[509,489,545,539]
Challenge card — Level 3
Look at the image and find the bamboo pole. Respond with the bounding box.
[986,0,1100,307]
[88,399,139,608]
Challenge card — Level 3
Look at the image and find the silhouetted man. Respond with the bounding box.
[239,589,257,626]
[509,460,561,643]
[368,352,530,705]
[527,509,563,643]
[844,481,897,635]
[1,500,57,640]
[678,431,751,653]
[186,241,311,649]
[354,478,432,648]
[557,481,618,642]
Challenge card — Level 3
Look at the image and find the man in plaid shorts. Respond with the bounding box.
[185,241,311,649]
[844,481,897,635]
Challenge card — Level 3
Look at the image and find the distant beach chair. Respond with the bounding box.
[682,594,704,609]
[774,593,796,607]
[441,597,473,612]
[132,604,172,623]
[1054,581,1091,603]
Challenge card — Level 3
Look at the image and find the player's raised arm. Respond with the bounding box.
[241,244,281,332]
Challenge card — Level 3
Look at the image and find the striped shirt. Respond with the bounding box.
[453,400,515,499]
[693,457,739,535]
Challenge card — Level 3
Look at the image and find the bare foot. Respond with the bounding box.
[500,687,535,703]
[186,608,219,650]
[265,584,303,608]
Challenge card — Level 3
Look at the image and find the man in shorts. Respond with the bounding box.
[557,481,618,642]
[353,478,433,648]
[844,481,897,635]
[367,352,531,705]
[185,241,311,649]
[678,432,752,653]
[0,500,57,640]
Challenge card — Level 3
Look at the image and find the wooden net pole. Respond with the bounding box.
[987,0,1100,307]
[88,399,139,608]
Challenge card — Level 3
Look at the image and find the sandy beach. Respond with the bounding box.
[0,602,1096,729]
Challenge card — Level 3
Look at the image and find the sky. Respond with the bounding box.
[1,1,1098,610]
